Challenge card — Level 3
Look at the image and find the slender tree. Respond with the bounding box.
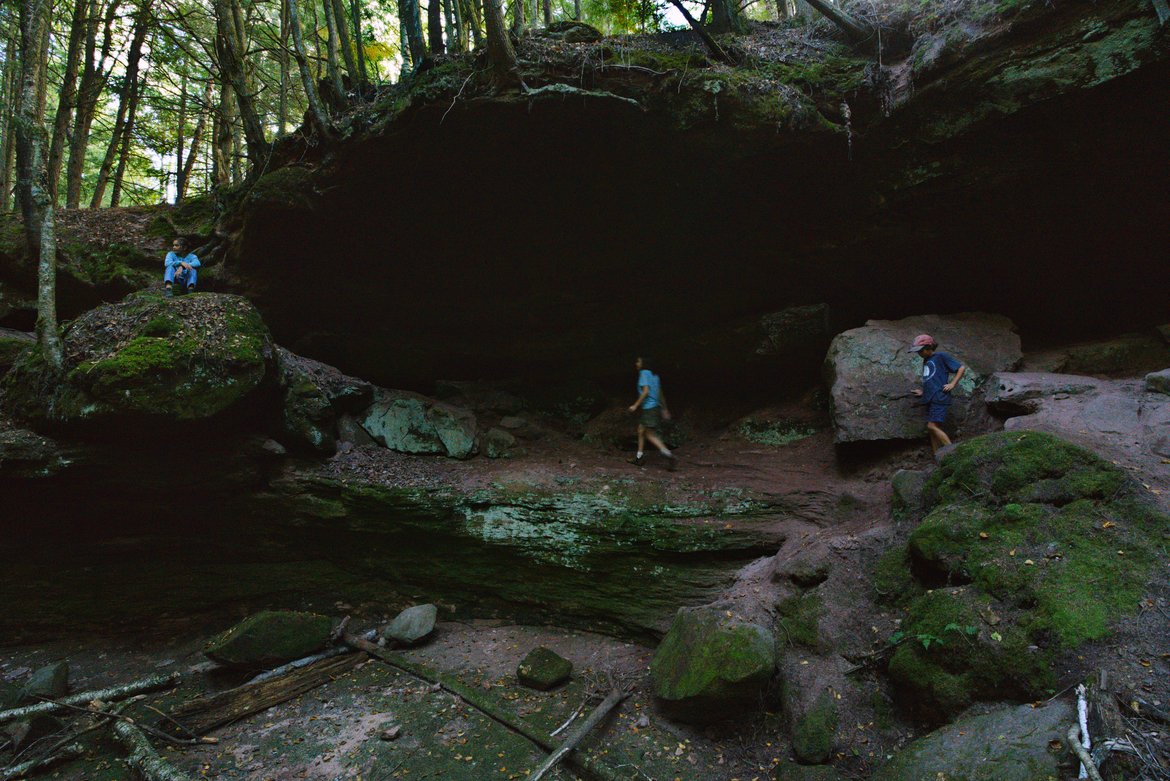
[213,0,270,170]
[329,0,360,81]
[0,23,20,211]
[428,0,443,54]
[15,0,63,369]
[46,0,89,204]
[65,0,122,208]
[287,0,332,134]
[350,0,368,84]
[322,0,346,101]
[483,0,517,85]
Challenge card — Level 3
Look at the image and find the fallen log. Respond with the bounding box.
[0,672,180,725]
[0,743,84,781]
[113,719,193,781]
[530,687,628,781]
[343,634,626,781]
[166,652,364,735]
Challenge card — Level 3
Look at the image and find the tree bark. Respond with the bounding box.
[444,0,460,52]
[90,1,150,207]
[213,0,270,172]
[428,0,444,53]
[708,0,746,33]
[109,66,145,207]
[330,0,360,81]
[542,0,550,26]
[65,0,122,209]
[468,0,483,47]
[321,0,346,101]
[573,0,581,21]
[484,0,518,85]
[178,82,211,202]
[350,0,368,84]
[174,72,188,204]
[47,0,89,205]
[287,0,334,134]
[401,0,426,66]
[279,0,290,133]
[510,0,525,36]
[0,26,20,211]
[802,0,871,43]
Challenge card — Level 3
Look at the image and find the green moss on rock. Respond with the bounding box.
[204,610,332,668]
[776,593,821,648]
[792,691,838,765]
[517,646,573,690]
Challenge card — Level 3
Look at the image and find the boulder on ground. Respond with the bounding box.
[881,431,1167,721]
[2,291,272,427]
[1146,368,1170,395]
[825,312,1020,444]
[382,604,438,645]
[361,390,477,459]
[792,691,838,764]
[275,347,374,453]
[650,606,776,723]
[517,647,573,690]
[544,20,602,41]
[483,427,520,458]
[0,426,68,478]
[0,678,21,710]
[890,469,929,518]
[204,610,332,668]
[21,662,69,701]
[871,701,1073,781]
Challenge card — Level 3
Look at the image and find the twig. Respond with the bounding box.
[33,695,208,747]
[0,743,84,781]
[1067,724,1105,781]
[0,672,180,725]
[530,687,628,781]
[441,70,479,124]
[550,697,587,737]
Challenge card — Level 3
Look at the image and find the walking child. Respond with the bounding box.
[908,334,966,454]
[628,356,677,471]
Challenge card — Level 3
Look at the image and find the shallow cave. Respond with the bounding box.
[226,55,1170,398]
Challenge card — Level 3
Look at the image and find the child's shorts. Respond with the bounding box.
[927,400,951,424]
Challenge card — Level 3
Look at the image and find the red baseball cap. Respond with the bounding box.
[907,334,935,353]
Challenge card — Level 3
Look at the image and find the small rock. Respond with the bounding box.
[383,604,438,645]
[484,427,518,459]
[1145,369,1170,396]
[22,662,69,702]
[636,714,650,728]
[517,647,573,691]
[380,725,402,741]
[499,416,527,429]
[261,439,287,456]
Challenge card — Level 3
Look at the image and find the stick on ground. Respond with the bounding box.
[531,687,628,781]
[0,672,180,725]
[113,718,193,781]
[0,743,85,781]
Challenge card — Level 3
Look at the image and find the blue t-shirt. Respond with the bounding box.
[637,369,662,409]
[922,352,962,404]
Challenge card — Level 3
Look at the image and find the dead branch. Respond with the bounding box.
[343,633,626,781]
[663,0,735,64]
[0,743,84,781]
[1066,724,1105,781]
[803,0,873,45]
[522,83,644,110]
[530,687,628,781]
[166,652,364,736]
[113,718,193,781]
[0,672,180,725]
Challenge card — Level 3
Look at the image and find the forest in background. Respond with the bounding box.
[0,0,832,213]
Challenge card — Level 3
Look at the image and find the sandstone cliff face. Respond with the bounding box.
[208,0,1169,392]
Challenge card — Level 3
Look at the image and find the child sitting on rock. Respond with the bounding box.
[164,238,200,297]
[908,333,966,454]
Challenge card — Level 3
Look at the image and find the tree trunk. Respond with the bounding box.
[287,0,333,133]
[0,26,20,211]
[109,64,146,207]
[279,0,290,133]
[47,0,89,205]
[664,0,734,63]
[469,0,483,46]
[14,0,63,370]
[213,78,233,186]
[213,0,270,173]
[90,0,150,208]
[65,0,122,209]
[322,0,346,100]
[329,0,360,82]
[178,82,211,201]
[350,0,368,84]
[401,0,426,66]
[573,0,580,22]
[802,0,871,43]
[397,0,413,70]
[510,0,525,36]
[542,0,550,27]
[708,0,746,34]
[484,0,518,85]
[444,0,460,53]
[428,0,444,54]
[174,72,188,204]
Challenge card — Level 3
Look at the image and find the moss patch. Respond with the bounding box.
[792,691,838,764]
[776,593,821,648]
[885,431,1167,720]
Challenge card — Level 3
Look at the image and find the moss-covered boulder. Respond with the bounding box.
[22,662,69,701]
[517,647,573,690]
[882,431,1169,720]
[871,700,1074,781]
[2,292,273,427]
[204,610,332,668]
[275,347,374,453]
[0,426,68,478]
[650,606,776,723]
[791,691,838,765]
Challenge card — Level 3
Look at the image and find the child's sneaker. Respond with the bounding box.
[187,285,196,293]
[665,454,677,472]
[628,454,645,466]
[164,287,173,298]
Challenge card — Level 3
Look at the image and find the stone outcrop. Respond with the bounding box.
[825,313,1020,444]
[872,701,1074,781]
[650,606,776,723]
[360,390,477,459]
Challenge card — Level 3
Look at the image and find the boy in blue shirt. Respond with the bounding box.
[164,238,200,297]
[628,356,677,471]
[908,334,966,454]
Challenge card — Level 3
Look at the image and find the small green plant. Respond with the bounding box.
[889,622,977,650]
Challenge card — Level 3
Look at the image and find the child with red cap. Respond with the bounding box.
[908,334,966,454]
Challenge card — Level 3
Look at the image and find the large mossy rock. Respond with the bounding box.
[517,647,573,690]
[0,327,33,372]
[204,610,332,668]
[650,606,776,723]
[0,426,68,478]
[882,431,1168,721]
[871,700,1073,781]
[360,390,477,459]
[2,292,273,428]
[276,346,373,453]
[825,313,1020,444]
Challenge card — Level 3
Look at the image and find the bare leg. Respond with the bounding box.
[644,430,670,455]
[927,422,952,453]
[637,424,646,455]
